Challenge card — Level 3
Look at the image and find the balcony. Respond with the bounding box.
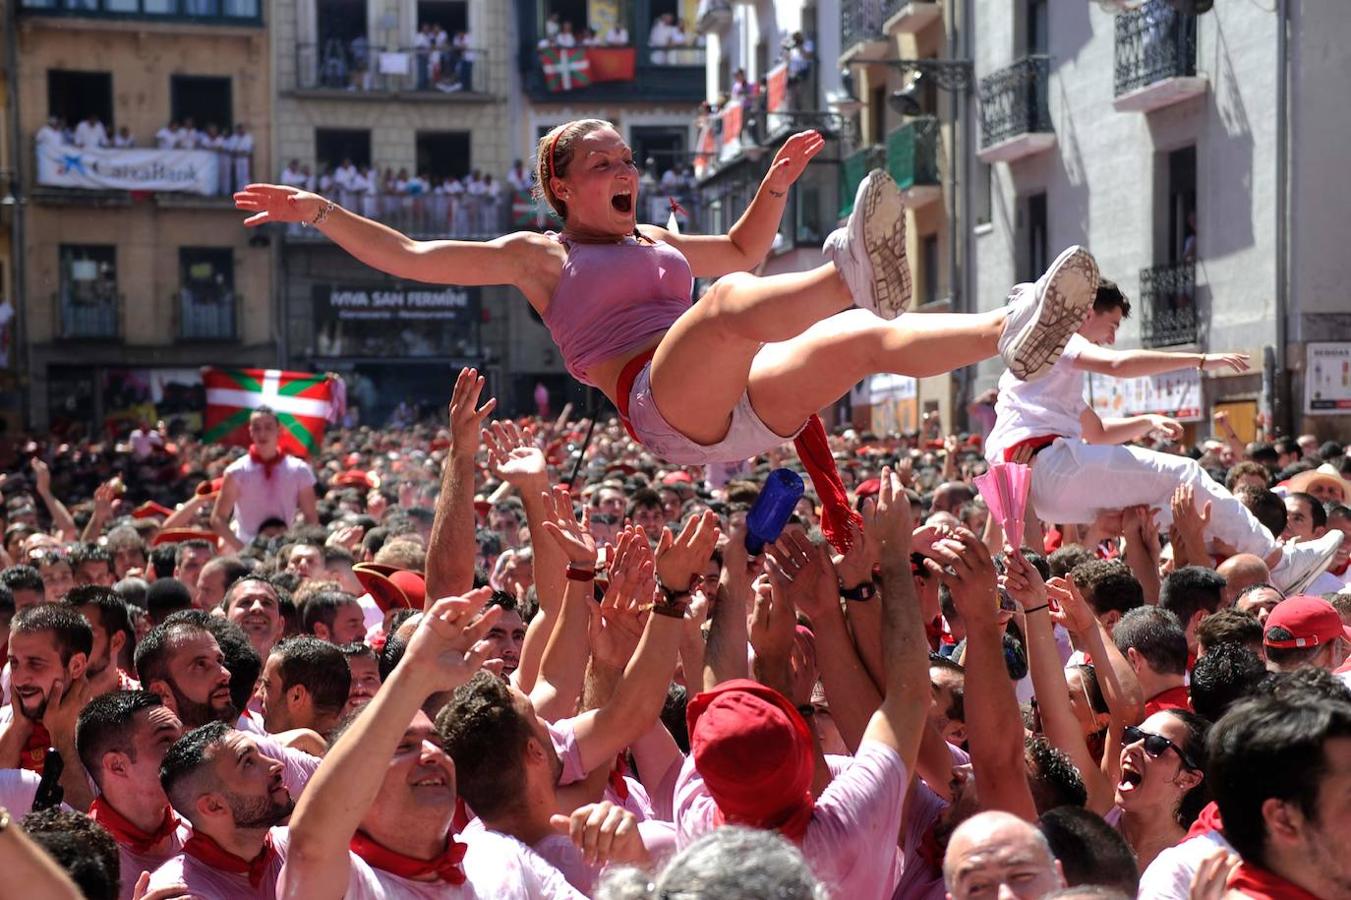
[839,145,886,220]
[284,188,513,243]
[978,56,1056,163]
[18,0,261,25]
[516,0,703,104]
[1138,260,1199,347]
[33,143,251,202]
[293,43,494,99]
[840,0,887,64]
[57,291,121,341]
[178,286,238,341]
[883,0,942,36]
[886,117,941,208]
[1113,4,1205,113]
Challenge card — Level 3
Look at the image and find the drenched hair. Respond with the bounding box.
[534,119,617,220]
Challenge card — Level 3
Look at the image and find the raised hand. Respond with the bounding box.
[1146,414,1184,442]
[483,420,547,487]
[921,528,998,621]
[999,548,1048,611]
[769,530,837,622]
[1046,575,1097,637]
[548,801,649,868]
[92,480,117,519]
[233,183,326,227]
[326,523,365,552]
[30,457,52,496]
[402,588,500,692]
[539,486,598,566]
[655,510,720,593]
[872,466,914,553]
[447,367,496,455]
[591,529,653,669]
[762,130,825,195]
[749,572,797,666]
[1200,352,1251,374]
[834,499,879,589]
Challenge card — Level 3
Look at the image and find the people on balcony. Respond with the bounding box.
[112,127,135,149]
[73,114,110,150]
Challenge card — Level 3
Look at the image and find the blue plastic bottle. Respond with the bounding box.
[745,468,805,555]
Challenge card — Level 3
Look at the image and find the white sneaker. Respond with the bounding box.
[1272,529,1345,596]
[823,169,910,320]
[998,245,1100,381]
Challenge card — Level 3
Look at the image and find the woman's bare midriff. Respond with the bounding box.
[585,336,664,408]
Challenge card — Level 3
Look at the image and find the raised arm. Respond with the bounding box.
[31,459,77,542]
[78,481,116,545]
[426,369,495,603]
[571,511,719,775]
[704,527,755,691]
[235,184,552,288]
[280,589,499,900]
[1074,344,1249,380]
[638,131,823,278]
[209,474,246,553]
[1080,408,1183,446]
[926,528,1038,821]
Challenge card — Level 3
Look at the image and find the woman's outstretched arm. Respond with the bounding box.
[235,184,553,288]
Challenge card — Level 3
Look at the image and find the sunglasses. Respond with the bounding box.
[1123,724,1199,771]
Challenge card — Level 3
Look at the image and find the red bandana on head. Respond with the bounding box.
[1227,861,1323,900]
[88,798,179,855]
[182,830,277,889]
[248,444,287,480]
[350,831,467,885]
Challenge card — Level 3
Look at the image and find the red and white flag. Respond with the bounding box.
[203,367,335,457]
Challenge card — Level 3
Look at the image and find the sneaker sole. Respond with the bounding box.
[858,169,911,320]
[1007,246,1099,380]
[1280,529,1344,595]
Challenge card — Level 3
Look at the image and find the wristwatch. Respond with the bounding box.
[840,579,877,602]
[653,577,693,619]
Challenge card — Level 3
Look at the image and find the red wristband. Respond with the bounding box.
[566,563,596,582]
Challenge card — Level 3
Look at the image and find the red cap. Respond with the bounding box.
[662,471,693,485]
[132,501,174,520]
[389,570,426,608]
[686,679,815,840]
[195,478,224,497]
[1264,595,1351,649]
[334,469,380,490]
[855,478,881,498]
[353,563,409,613]
[966,434,983,448]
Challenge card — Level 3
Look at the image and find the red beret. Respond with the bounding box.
[855,478,881,498]
[686,679,815,840]
[132,501,174,520]
[151,528,219,547]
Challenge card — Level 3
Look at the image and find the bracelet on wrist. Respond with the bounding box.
[839,579,877,602]
[304,199,336,228]
[1023,603,1050,615]
[651,594,690,619]
[565,563,596,582]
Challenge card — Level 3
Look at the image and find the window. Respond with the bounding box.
[870,85,886,147]
[416,0,466,33]
[415,131,471,182]
[315,128,371,170]
[179,248,236,340]
[170,75,233,133]
[630,126,686,177]
[975,161,992,226]
[920,234,940,305]
[1022,192,1048,283]
[48,71,113,133]
[59,245,118,339]
[1166,145,1197,264]
[1024,0,1048,55]
[318,0,367,46]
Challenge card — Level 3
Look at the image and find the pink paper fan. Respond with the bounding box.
[973,462,1033,551]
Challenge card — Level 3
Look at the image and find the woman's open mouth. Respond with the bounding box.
[611,191,632,213]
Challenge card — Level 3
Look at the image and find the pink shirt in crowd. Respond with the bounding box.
[547,716,656,820]
[114,821,192,900]
[674,739,909,900]
[147,826,289,900]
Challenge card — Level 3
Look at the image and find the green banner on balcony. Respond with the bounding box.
[838,146,876,219]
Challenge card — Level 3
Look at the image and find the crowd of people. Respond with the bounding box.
[314,27,476,94]
[534,11,703,65]
[35,115,254,196]
[0,366,1348,898]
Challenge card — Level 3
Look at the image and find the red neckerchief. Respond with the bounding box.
[924,616,944,653]
[1228,861,1323,900]
[350,831,467,885]
[608,753,630,802]
[1185,800,1224,841]
[1144,684,1192,717]
[1331,559,1349,577]
[88,798,179,855]
[248,444,287,480]
[22,723,51,774]
[182,830,277,889]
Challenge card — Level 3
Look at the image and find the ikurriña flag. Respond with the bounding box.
[203,367,334,457]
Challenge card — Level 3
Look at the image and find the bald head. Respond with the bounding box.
[1217,554,1270,606]
[944,811,1065,900]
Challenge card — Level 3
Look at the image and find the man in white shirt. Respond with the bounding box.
[155,121,178,149]
[334,157,359,193]
[277,591,585,899]
[505,159,532,192]
[209,406,318,549]
[604,24,629,45]
[36,117,67,146]
[112,127,135,149]
[985,255,1342,596]
[230,123,253,192]
[73,114,109,149]
[175,118,198,149]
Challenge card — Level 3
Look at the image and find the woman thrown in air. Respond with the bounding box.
[235,120,1099,467]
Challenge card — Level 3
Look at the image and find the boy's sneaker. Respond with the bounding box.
[998,245,1100,381]
[1271,529,1345,596]
[823,169,911,320]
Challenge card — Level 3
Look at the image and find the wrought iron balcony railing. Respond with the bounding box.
[19,0,261,24]
[294,43,490,95]
[1138,260,1198,347]
[58,290,121,340]
[1114,3,1198,97]
[886,117,940,190]
[178,287,238,340]
[841,0,885,53]
[978,56,1053,150]
[839,145,886,219]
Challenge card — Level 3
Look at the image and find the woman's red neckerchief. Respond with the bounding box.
[248,444,287,480]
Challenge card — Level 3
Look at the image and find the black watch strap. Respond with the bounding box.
[840,580,877,601]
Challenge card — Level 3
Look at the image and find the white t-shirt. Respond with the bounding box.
[675,739,908,900]
[1137,829,1234,900]
[0,768,41,817]
[985,333,1092,464]
[223,452,316,541]
[338,827,585,899]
